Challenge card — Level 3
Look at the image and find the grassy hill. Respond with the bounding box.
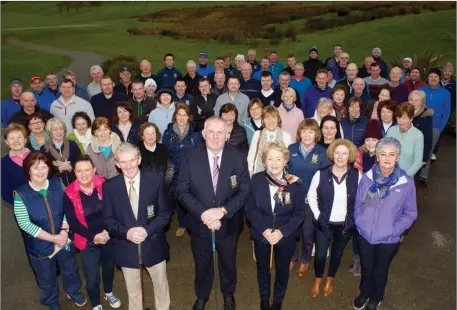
[1,2,455,98]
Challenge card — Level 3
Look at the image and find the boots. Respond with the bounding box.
[260,298,269,310]
[298,263,309,277]
[310,277,323,297]
[270,301,282,310]
[323,277,335,297]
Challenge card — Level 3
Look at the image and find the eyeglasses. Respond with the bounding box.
[29,121,44,126]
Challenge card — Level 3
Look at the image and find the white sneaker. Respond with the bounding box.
[431,153,437,161]
[104,293,121,308]
[93,306,103,310]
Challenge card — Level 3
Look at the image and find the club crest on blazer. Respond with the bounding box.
[147,205,155,218]
[230,175,238,188]
[284,192,291,204]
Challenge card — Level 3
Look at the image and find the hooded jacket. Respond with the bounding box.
[419,85,451,132]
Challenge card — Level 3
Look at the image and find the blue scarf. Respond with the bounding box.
[282,103,294,112]
[29,132,50,150]
[367,163,403,200]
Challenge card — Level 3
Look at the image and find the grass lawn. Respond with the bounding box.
[1,2,455,98]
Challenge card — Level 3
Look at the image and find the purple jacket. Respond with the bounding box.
[391,83,409,104]
[354,169,417,244]
[302,85,333,118]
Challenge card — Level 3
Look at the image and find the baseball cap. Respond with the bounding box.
[199,52,208,58]
[120,66,131,73]
[30,76,42,84]
[403,57,412,63]
[9,78,23,89]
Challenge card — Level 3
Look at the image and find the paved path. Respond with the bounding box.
[7,37,104,85]
[2,135,455,310]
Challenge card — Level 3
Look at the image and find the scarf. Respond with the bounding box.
[367,163,403,200]
[44,138,70,162]
[29,132,50,150]
[265,169,300,206]
[173,123,189,141]
[73,129,92,151]
[250,118,263,131]
[349,115,359,123]
[282,103,295,112]
[254,128,283,174]
[333,103,347,120]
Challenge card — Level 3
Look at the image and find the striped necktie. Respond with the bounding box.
[212,156,220,194]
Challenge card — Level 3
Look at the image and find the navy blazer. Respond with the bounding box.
[112,122,141,146]
[177,144,250,240]
[103,170,171,268]
[246,171,306,245]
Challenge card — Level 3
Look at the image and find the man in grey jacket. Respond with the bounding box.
[50,79,95,134]
[214,76,250,124]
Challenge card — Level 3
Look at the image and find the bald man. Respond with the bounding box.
[9,91,53,127]
[335,63,359,94]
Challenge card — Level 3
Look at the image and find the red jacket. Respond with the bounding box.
[403,80,426,94]
[64,175,105,251]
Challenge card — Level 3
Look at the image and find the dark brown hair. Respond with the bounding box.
[376,84,393,101]
[71,111,92,129]
[332,84,347,98]
[91,117,112,135]
[26,112,47,131]
[219,103,239,123]
[138,122,161,142]
[23,151,52,181]
[172,103,193,124]
[348,96,363,108]
[377,100,397,117]
[395,102,415,119]
[113,102,135,126]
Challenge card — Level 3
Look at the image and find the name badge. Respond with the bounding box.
[311,153,319,164]
[147,205,155,218]
[284,192,291,204]
[230,175,238,188]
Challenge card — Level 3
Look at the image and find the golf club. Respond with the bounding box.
[212,230,219,309]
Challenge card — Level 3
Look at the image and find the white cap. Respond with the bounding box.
[144,78,157,88]
[234,54,245,62]
[403,57,413,63]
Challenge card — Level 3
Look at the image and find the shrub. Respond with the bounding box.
[389,51,443,81]
[101,55,140,82]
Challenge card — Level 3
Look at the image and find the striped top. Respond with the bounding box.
[13,180,66,237]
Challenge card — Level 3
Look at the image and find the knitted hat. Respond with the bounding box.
[309,46,318,54]
[144,78,157,88]
[427,67,442,78]
[157,88,174,98]
[9,78,23,89]
[372,47,382,54]
[364,120,383,140]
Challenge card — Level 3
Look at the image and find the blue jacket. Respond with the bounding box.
[290,78,312,107]
[33,90,55,112]
[331,65,347,81]
[196,64,215,77]
[15,177,64,257]
[269,62,285,75]
[112,122,141,146]
[157,66,183,88]
[288,143,330,196]
[148,104,176,139]
[246,171,306,245]
[162,123,203,194]
[103,170,171,268]
[419,85,451,132]
[340,115,368,148]
[302,85,333,118]
[1,154,28,205]
[240,78,261,100]
[1,97,21,128]
[75,84,90,101]
[252,70,279,88]
[248,60,261,73]
[242,117,261,146]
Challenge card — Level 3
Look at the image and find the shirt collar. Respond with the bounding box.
[124,170,141,184]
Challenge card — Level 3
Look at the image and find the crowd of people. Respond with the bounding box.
[1,45,455,310]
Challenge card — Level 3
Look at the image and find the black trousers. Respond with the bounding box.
[358,236,400,302]
[254,237,295,303]
[291,205,314,264]
[191,232,239,299]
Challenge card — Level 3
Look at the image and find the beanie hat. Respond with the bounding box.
[157,88,174,98]
[372,47,382,54]
[144,78,157,89]
[9,78,23,89]
[364,120,383,140]
[310,46,318,54]
[427,67,442,78]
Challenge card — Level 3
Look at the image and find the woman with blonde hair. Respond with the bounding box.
[277,87,305,139]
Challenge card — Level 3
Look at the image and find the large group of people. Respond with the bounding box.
[1,45,454,310]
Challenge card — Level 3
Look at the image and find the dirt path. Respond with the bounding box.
[7,37,104,85]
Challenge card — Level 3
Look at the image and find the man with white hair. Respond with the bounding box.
[239,63,261,100]
[137,59,160,86]
[371,47,389,79]
[184,60,203,97]
[335,63,359,94]
[177,116,250,310]
[211,71,228,97]
[87,65,104,99]
[348,77,372,106]
[104,142,171,310]
[114,66,133,97]
[389,67,409,103]
[196,52,215,78]
[247,49,260,73]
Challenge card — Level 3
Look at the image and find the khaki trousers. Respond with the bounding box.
[122,260,170,310]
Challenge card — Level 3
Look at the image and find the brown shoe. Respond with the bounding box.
[298,263,309,277]
[289,261,296,272]
[310,277,323,297]
[323,277,335,297]
[175,227,186,237]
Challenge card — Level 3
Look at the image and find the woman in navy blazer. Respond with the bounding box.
[112,102,141,146]
[246,141,306,310]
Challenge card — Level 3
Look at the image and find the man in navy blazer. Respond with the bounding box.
[103,142,171,310]
[177,116,250,310]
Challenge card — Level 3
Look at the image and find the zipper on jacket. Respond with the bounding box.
[43,196,56,239]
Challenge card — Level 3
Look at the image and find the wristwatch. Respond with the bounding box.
[220,207,227,216]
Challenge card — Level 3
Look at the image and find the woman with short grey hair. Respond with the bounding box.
[312,98,336,125]
[353,137,417,310]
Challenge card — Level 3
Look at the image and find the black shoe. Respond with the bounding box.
[366,300,381,310]
[270,301,282,310]
[353,295,369,309]
[192,298,207,310]
[260,298,269,310]
[419,177,428,187]
[224,295,236,310]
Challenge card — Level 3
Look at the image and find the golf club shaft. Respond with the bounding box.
[212,230,219,309]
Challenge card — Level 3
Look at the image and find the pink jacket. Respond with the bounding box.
[278,104,304,142]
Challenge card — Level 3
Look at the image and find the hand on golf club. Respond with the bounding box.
[201,208,224,223]
[262,229,284,245]
[127,227,148,244]
[205,218,222,231]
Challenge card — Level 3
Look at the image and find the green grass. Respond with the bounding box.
[1,2,455,98]
[1,42,73,99]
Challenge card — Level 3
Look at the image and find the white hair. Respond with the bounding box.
[376,137,401,156]
[90,65,103,75]
[45,118,67,136]
[235,54,245,62]
[114,142,141,162]
[186,60,197,68]
[203,116,229,133]
[317,97,333,110]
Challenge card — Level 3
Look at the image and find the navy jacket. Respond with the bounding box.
[173,93,193,106]
[103,170,171,268]
[441,77,456,112]
[177,144,250,240]
[239,78,261,100]
[90,92,128,122]
[2,155,28,205]
[315,166,359,235]
[157,66,183,88]
[340,116,368,148]
[15,177,64,257]
[246,171,306,245]
[412,107,434,162]
[191,93,217,132]
[112,122,141,146]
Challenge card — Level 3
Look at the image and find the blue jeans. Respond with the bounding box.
[80,240,115,307]
[29,244,82,307]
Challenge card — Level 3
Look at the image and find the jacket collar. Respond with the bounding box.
[365,169,408,189]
